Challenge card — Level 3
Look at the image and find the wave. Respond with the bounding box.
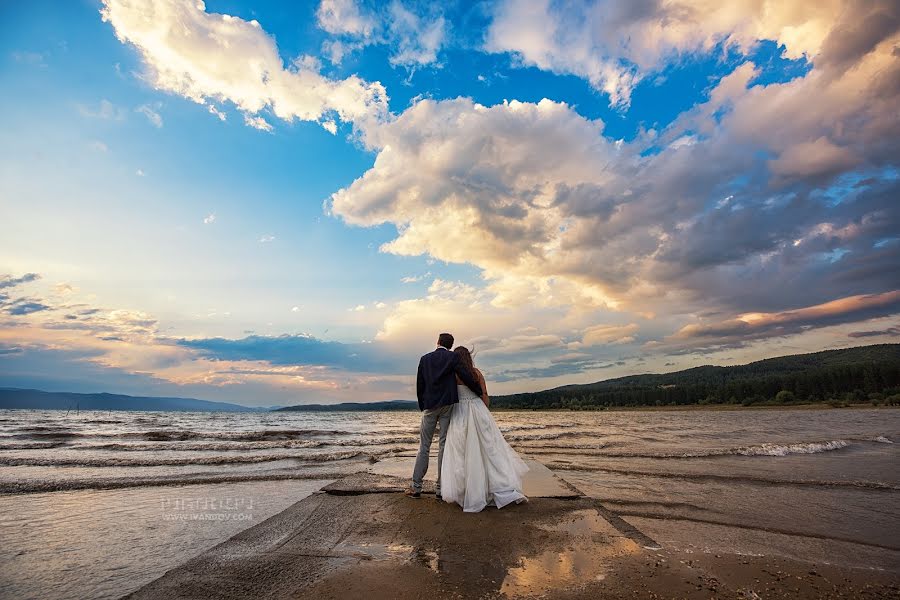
[0,442,69,450]
[79,440,333,452]
[873,436,893,444]
[547,463,899,490]
[10,431,83,440]
[513,441,616,451]
[525,439,854,458]
[13,426,72,432]
[230,429,360,441]
[505,430,593,442]
[497,423,578,433]
[0,471,349,495]
[9,428,369,442]
[78,436,419,452]
[0,449,386,468]
[735,440,849,456]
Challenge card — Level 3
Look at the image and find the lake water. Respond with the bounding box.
[1,408,897,598]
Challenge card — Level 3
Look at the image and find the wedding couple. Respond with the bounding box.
[407,332,529,512]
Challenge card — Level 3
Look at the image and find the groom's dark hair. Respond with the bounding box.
[437,333,454,349]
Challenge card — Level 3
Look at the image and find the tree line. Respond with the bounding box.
[491,344,900,410]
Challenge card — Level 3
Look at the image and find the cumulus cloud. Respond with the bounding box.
[385,1,445,67]
[101,0,389,132]
[329,98,624,307]
[316,0,446,68]
[317,0,376,37]
[484,0,865,107]
[203,213,216,225]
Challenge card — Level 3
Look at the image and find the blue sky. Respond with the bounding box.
[1,0,898,405]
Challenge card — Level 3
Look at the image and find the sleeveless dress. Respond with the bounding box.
[440,383,529,512]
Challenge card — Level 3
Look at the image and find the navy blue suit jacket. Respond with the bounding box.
[416,348,483,411]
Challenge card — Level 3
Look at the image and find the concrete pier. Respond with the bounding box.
[125,459,900,599]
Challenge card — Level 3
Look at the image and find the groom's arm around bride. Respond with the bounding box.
[416,347,482,412]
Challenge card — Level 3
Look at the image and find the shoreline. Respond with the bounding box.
[493,402,900,412]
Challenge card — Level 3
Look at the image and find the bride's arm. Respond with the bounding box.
[476,369,489,407]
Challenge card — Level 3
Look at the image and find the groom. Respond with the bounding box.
[406,332,482,500]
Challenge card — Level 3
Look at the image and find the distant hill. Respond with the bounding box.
[277,400,417,412]
[0,388,271,412]
[492,344,900,410]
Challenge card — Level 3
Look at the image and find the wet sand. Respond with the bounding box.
[125,461,899,599]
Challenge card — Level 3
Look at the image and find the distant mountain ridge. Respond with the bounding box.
[276,400,417,412]
[492,344,900,409]
[0,388,274,412]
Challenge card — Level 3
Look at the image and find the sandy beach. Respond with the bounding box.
[125,460,899,599]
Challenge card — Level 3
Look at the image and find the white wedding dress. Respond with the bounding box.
[440,383,529,512]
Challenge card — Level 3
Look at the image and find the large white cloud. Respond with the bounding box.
[101,0,389,131]
[330,97,633,308]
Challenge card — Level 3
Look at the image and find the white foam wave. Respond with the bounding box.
[505,430,591,442]
[736,440,849,456]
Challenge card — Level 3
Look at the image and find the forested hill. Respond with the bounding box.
[491,344,900,410]
[276,400,417,412]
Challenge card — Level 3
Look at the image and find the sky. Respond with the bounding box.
[1,0,898,406]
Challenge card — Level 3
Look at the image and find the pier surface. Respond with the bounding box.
[126,459,899,599]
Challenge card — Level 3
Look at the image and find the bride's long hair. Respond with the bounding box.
[453,346,475,371]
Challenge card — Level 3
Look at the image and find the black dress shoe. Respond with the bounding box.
[404,488,421,499]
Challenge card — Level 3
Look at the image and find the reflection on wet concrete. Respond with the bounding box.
[332,507,642,598]
[501,509,640,597]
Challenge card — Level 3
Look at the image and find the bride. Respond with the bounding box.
[440,346,529,512]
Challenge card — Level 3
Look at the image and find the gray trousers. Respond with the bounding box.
[411,404,453,494]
